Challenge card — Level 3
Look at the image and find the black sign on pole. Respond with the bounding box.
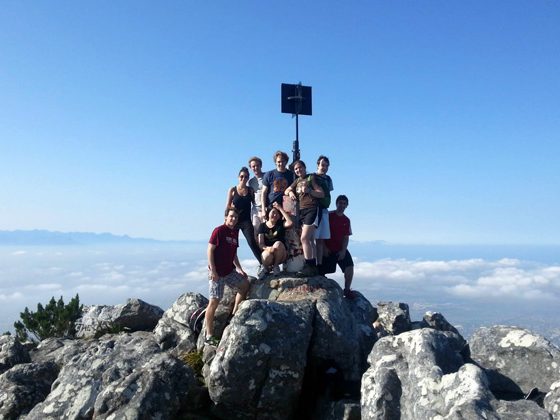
[281,83,312,164]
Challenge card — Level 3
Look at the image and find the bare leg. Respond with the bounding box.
[262,250,274,270]
[344,266,354,290]
[301,224,317,260]
[232,278,250,315]
[272,241,287,266]
[204,298,220,337]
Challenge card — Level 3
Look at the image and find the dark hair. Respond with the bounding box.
[238,166,250,177]
[273,151,289,163]
[336,195,349,204]
[317,155,330,165]
[224,207,239,217]
[265,205,282,221]
[248,156,262,166]
[293,159,306,169]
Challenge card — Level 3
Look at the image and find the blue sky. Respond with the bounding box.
[1,1,559,244]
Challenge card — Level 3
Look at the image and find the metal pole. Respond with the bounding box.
[293,113,300,163]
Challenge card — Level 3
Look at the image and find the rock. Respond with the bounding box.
[317,399,361,420]
[154,292,208,352]
[75,298,164,339]
[0,361,59,419]
[491,398,552,420]
[544,381,560,419]
[470,325,560,396]
[0,335,30,374]
[375,301,411,335]
[361,329,497,419]
[207,299,315,419]
[29,337,86,366]
[25,332,197,419]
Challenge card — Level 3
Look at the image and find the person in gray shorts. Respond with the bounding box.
[204,208,250,345]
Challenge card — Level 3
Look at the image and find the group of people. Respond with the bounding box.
[204,151,356,346]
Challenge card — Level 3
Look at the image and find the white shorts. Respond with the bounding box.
[315,208,331,239]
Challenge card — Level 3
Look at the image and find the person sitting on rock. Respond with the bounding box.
[321,194,356,299]
[257,202,294,278]
[205,208,250,346]
[285,160,325,277]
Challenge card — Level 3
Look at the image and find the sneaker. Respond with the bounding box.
[257,264,267,280]
[343,288,356,299]
[205,335,220,346]
[297,264,318,277]
[272,265,281,275]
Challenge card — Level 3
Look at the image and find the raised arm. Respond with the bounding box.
[272,202,293,229]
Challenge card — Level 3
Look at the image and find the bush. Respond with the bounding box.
[14,294,83,342]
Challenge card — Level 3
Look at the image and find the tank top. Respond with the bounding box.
[232,186,253,222]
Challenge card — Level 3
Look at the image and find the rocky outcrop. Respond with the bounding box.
[75,298,164,339]
[25,332,199,419]
[0,361,59,419]
[1,335,31,375]
[470,325,560,397]
[2,273,559,419]
[154,292,208,352]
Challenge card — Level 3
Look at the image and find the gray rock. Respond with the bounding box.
[207,299,315,420]
[361,329,498,419]
[544,381,560,419]
[470,325,560,396]
[0,335,30,374]
[0,361,59,419]
[318,399,361,420]
[24,332,197,419]
[75,298,164,339]
[154,292,208,352]
[29,337,85,366]
[376,301,411,335]
[491,398,552,420]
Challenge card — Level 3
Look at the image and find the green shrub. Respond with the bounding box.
[14,294,83,343]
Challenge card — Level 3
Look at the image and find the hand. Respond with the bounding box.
[238,268,248,278]
[337,251,346,261]
[210,269,219,281]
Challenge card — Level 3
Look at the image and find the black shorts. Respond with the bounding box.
[319,250,354,275]
[299,207,318,226]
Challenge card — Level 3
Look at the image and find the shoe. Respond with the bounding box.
[272,265,281,275]
[343,288,356,299]
[257,264,267,280]
[297,264,318,277]
[205,335,220,346]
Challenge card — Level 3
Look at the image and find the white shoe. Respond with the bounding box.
[257,264,267,280]
[272,265,281,275]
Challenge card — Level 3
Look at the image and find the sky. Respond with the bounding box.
[1,1,559,244]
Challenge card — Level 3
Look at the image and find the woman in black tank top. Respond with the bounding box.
[226,167,262,263]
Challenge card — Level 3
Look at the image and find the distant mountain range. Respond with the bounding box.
[0,230,164,245]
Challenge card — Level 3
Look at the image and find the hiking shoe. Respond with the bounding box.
[272,265,281,275]
[205,335,220,346]
[257,264,267,280]
[297,264,318,277]
[343,288,356,299]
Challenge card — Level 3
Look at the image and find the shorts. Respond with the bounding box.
[315,208,331,239]
[299,206,319,226]
[208,269,245,300]
[319,250,354,275]
[251,206,262,227]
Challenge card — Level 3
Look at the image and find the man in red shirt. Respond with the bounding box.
[204,208,249,345]
[323,195,356,299]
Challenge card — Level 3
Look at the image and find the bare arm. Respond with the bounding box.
[260,185,269,217]
[272,202,293,229]
[338,235,349,260]
[225,187,235,212]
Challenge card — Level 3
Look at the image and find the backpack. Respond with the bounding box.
[188,307,206,335]
[308,174,331,209]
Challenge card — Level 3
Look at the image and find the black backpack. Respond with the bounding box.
[188,307,206,334]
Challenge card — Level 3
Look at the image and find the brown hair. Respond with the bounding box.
[248,156,262,166]
[273,151,289,163]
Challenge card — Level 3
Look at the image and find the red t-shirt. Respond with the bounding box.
[209,224,239,277]
[325,212,352,253]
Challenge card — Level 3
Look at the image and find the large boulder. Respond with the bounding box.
[24,332,198,419]
[0,335,30,374]
[29,337,86,366]
[0,361,59,419]
[75,298,164,339]
[361,329,496,419]
[544,380,560,419]
[375,301,411,336]
[207,299,315,419]
[470,325,560,396]
[154,292,208,352]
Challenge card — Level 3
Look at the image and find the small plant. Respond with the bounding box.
[180,350,204,377]
[14,294,83,343]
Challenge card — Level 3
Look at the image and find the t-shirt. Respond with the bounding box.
[325,212,352,253]
[248,175,264,209]
[263,169,294,207]
[315,173,333,209]
[258,220,286,247]
[209,224,239,277]
[289,174,319,209]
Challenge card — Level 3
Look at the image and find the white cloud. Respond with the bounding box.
[11,250,27,256]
